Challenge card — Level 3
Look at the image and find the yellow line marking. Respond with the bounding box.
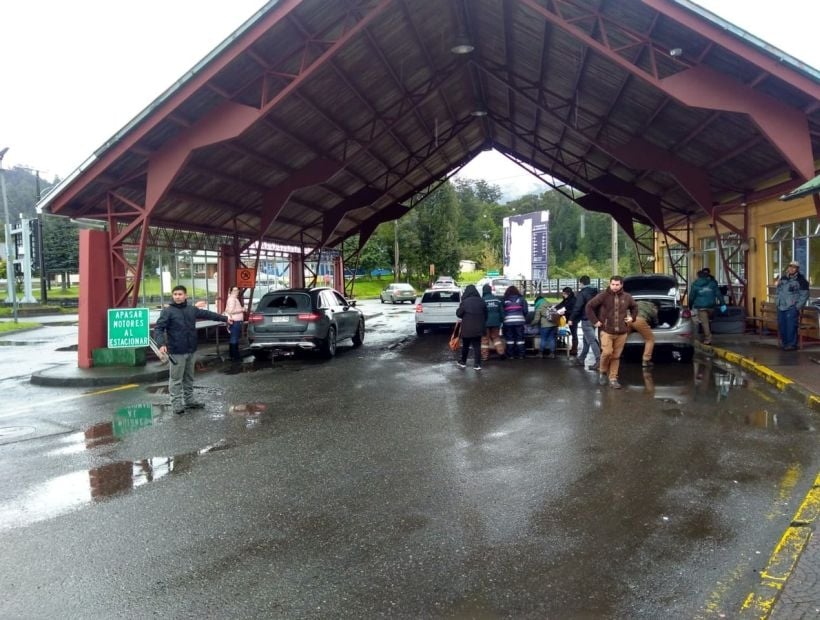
[767,464,801,521]
[0,384,139,419]
[740,471,820,617]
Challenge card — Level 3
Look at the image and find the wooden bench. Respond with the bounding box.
[748,301,820,347]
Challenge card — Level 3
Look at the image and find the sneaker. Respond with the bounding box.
[609,380,623,389]
[547,352,556,359]
[185,401,205,409]
[456,361,466,368]
[642,360,654,368]
[703,339,712,345]
[473,366,482,371]
[598,373,608,386]
[587,363,599,371]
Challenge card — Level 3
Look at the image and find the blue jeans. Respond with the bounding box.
[777,306,799,348]
[539,326,556,353]
[228,320,243,345]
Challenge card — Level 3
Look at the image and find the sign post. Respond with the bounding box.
[107,308,150,348]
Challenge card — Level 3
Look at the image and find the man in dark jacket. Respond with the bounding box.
[554,286,578,354]
[568,275,600,370]
[688,267,725,345]
[155,285,232,414]
[456,284,487,370]
[585,275,637,389]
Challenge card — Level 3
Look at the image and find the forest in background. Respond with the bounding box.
[1,167,644,282]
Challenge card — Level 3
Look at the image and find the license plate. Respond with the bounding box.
[270,316,289,323]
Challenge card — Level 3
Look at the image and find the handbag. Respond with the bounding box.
[448,321,462,352]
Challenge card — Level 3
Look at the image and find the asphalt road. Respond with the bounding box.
[0,301,817,618]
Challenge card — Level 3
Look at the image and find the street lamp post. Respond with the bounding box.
[0,147,18,322]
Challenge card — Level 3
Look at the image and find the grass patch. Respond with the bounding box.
[0,321,41,333]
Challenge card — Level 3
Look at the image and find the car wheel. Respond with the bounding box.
[352,319,364,347]
[321,327,337,358]
[391,298,396,304]
[380,297,385,304]
[416,325,424,336]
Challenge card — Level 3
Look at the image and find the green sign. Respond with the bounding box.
[112,403,154,439]
[486,270,500,276]
[107,307,150,348]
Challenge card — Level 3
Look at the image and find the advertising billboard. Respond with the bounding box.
[502,210,549,282]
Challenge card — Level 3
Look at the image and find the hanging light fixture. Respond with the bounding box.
[471,109,487,117]
[450,35,474,54]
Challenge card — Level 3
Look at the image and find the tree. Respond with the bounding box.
[415,182,461,280]
[42,216,79,274]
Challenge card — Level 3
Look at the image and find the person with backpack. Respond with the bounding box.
[530,295,558,358]
[502,285,528,359]
[568,275,600,370]
[688,267,726,345]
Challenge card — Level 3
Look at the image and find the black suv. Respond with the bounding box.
[247,287,364,358]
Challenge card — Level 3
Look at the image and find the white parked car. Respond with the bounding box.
[414,288,461,335]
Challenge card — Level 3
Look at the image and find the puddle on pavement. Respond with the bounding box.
[638,356,813,430]
[0,439,236,532]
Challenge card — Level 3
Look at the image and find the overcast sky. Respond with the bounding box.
[1,0,817,199]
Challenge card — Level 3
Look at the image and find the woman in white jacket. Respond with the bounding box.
[224,286,245,361]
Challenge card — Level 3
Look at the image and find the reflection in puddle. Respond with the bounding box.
[0,440,233,532]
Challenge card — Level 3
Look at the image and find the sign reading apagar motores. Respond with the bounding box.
[107,308,150,348]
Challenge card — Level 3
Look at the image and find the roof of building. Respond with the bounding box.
[41,0,820,250]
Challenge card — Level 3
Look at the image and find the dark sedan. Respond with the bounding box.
[247,287,364,358]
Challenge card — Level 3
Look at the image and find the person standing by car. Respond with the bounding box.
[456,284,487,370]
[482,283,505,360]
[530,295,558,358]
[688,268,726,345]
[554,286,578,355]
[568,275,600,370]
[502,285,528,359]
[631,299,659,367]
[224,286,245,362]
[155,285,233,415]
[586,275,637,389]
[775,260,810,350]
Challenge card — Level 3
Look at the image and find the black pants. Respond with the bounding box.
[461,336,482,367]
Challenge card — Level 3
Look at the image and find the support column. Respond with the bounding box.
[290,253,305,289]
[216,245,238,313]
[333,255,344,295]
[78,229,113,368]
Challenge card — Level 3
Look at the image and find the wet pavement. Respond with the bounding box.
[1,308,819,617]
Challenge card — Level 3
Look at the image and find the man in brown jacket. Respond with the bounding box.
[585,275,638,389]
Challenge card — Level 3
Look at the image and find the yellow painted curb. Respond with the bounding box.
[740,472,820,617]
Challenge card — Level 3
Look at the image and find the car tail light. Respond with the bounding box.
[415,304,423,313]
[297,313,321,321]
[681,308,692,319]
[248,312,264,324]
